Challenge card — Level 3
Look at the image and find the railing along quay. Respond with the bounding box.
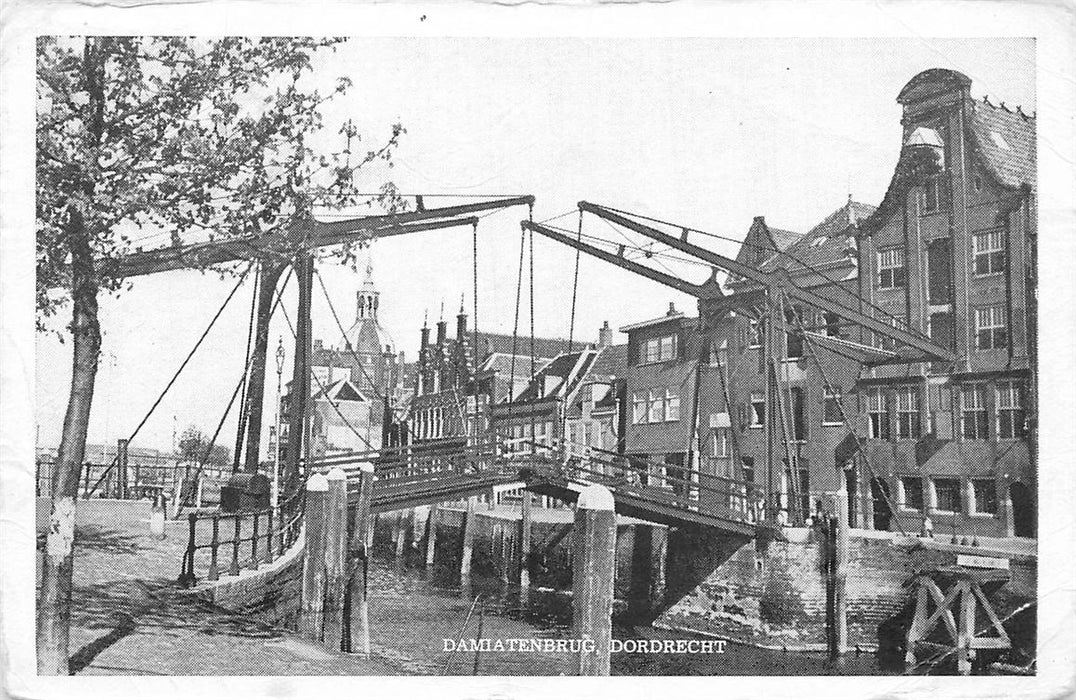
[177,490,303,587]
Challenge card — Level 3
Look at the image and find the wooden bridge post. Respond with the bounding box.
[117,438,129,500]
[460,496,478,597]
[241,260,287,474]
[518,490,532,606]
[347,463,374,656]
[572,484,617,676]
[300,472,329,641]
[324,467,348,650]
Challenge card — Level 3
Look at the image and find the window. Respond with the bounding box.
[749,392,765,428]
[923,177,939,212]
[973,230,1005,276]
[874,314,908,351]
[996,381,1027,439]
[643,334,677,363]
[747,318,761,349]
[900,477,924,511]
[785,307,804,358]
[713,428,731,457]
[632,392,646,425]
[877,248,907,289]
[975,306,1007,350]
[972,479,998,515]
[665,390,681,422]
[960,384,989,440]
[823,312,841,338]
[823,387,843,425]
[934,478,962,513]
[648,390,664,423]
[895,386,922,439]
[867,388,890,440]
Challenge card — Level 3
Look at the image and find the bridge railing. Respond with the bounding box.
[177,489,303,587]
[514,438,767,525]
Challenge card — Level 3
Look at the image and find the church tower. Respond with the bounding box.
[356,258,379,323]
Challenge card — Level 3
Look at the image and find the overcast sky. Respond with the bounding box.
[35,37,1035,454]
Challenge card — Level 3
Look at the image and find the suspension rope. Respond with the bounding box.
[528,214,537,464]
[313,268,386,403]
[784,289,907,536]
[277,292,375,452]
[589,204,920,333]
[508,224,527,412]
[232,259,262,472]
[86,261,257,496]
[472,221,480,380]
[566,209,583,353]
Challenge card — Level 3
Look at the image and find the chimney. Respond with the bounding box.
[598,320,613,348]
[667,302,678,316]
[420,323,430,349]
[436,320,447,345]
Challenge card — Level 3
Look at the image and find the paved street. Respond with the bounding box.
[36,498,400,675]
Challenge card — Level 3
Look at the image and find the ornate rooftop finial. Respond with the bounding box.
[459,293,466,315]
[983,94,993,107]
[1000,101,1010,112]
[423,309,428,328]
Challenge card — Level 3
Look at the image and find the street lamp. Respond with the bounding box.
[273,336,286,509]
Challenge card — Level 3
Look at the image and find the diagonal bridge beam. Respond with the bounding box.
[537,201,955,363]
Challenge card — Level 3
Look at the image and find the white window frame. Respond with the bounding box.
[996,381,1025,440]
[895,386,921,439]
[747,318,761,349]
[632,392,646,425]
[973,229,1005,277]
[932,477,962,514]
[749,392,765,428]
[877,247,907,290]
[867,387,889,440]
[822,387,844,426]
[960,383,989,440]
[642,334,678,364]
[975,305,1007,350]
[713,428,730,458]
[898,476,924,512]
[648,390,664,423]
[971,478,998,515]
[665,389,680,422]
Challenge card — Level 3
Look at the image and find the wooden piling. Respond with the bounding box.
[460,496,478,597]
[300,472,329,641]
[324,467,348,650]
[425,504,439,571]
[834,481,849,658]
[519,490,532,605]
[572,484,617,676]
[347,463,374,656]
[393,510,408,566]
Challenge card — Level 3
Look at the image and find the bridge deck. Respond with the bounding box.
[312,439,760,536]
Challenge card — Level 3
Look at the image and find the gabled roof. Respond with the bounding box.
[509,347,601,404]
[967,98,1036,190]
[312,377,368,403]
[758,199,874,275]
[590,343,628,379]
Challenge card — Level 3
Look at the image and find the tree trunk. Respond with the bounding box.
[242,260,287,473]
[36,207,101,674]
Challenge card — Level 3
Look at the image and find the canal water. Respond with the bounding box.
[365,552,895,676]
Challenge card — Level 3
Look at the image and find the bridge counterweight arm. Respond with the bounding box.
[106,196,534,281]
[521,220,703,297]
[577,201,957,363]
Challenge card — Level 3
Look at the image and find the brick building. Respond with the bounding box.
[617,69,1035,539]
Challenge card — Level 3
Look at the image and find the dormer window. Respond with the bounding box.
[642,333,677,363]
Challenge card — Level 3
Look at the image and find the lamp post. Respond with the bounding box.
[274,336,286,509]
